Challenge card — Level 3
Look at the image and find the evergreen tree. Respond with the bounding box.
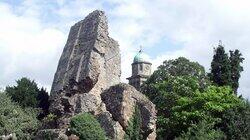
[210,43,232,87]
[229,49,244,94]
[6,77,39,108]
[124,105,143,140]
[5,77,50,119]
[37,88,50,120]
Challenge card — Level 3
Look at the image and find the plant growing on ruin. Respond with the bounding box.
[124,105,143,140]
[69,113,106,140]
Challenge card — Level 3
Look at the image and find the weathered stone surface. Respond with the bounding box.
[50,10,121,95]
[0,133,17,140]
[97,112,125,140]
[101,83,156,140]
[37,10,156,140]
[35,129,67,140]
[68,134,79,140]
[49,9,121,128]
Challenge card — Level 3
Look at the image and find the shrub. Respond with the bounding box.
[175,118,225,140]
[69,113,106,140]
[220,100,250,139]
[41,113,57,129]
[0,92,40,139]
[124,105,143,140]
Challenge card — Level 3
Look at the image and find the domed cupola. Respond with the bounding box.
[127,48,152,91]
[133,50,149,63]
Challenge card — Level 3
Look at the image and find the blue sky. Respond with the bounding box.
[0,0,250,99]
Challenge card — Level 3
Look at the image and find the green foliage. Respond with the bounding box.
[146,57,209,87]
[220,100,250,140]
[124,106,143,140]
[210,45,244,94]
[141,57,209,139]
[69,113,106,140]
[142,57,247,139]
[0,92,40,139]
[210,45,232,87]
[44,113,57,122]
[41,113,57,129]
[37,87,50,119]
[156,57,206,78]
[5,77,50,119]
[171,86,242,136]
[229,49,244,93]
[6,77,39,108]
[175,119,225,140]
[142,75,202,138]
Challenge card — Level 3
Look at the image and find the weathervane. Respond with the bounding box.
[139,45,143,52]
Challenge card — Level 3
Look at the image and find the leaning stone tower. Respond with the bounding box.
[127,49,152,91]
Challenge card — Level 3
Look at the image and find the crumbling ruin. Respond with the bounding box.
[36,10,156,140]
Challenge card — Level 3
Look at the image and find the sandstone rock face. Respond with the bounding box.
[51,10,121,95]
[39,10,156,140]
[101,83,157,140]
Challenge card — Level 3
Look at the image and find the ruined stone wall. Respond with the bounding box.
[50,10,120,95]
[37,10,156,140]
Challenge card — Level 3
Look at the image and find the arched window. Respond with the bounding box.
[140,64,143,71]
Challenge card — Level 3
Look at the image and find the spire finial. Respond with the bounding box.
[139,45,143,52]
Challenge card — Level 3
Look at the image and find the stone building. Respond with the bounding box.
[127,49,152,91]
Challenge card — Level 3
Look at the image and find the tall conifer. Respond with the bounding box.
[210,42,232,86]
[229,49,244,93]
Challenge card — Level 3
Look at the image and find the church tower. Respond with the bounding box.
[127,49,152,91]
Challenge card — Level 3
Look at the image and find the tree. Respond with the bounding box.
[148,57,207,83]
[5,77,50,119]
[210,44,232,87]
[142,57,247,139]
[229,49,244,93]
[37,88,50,120]
[220,100,250,139]
[171,86,243,137]
[0,92,40,139]
[175,119,225,140]
[124,105,143,140]
[69,113,106,140]
[6,77,39,108]
[141,57,209,139]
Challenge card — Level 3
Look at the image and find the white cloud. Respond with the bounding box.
[0,2,65,91]
[0,0,249,99]
[109,0,250,98]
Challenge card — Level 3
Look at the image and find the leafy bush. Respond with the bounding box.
[175,119,225,140]
[124,106,143,140]
[220,100,250,140]
[41,113,57,129]
[171,86,242,138]
[0,92,40,139]
[69,113,106,140]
